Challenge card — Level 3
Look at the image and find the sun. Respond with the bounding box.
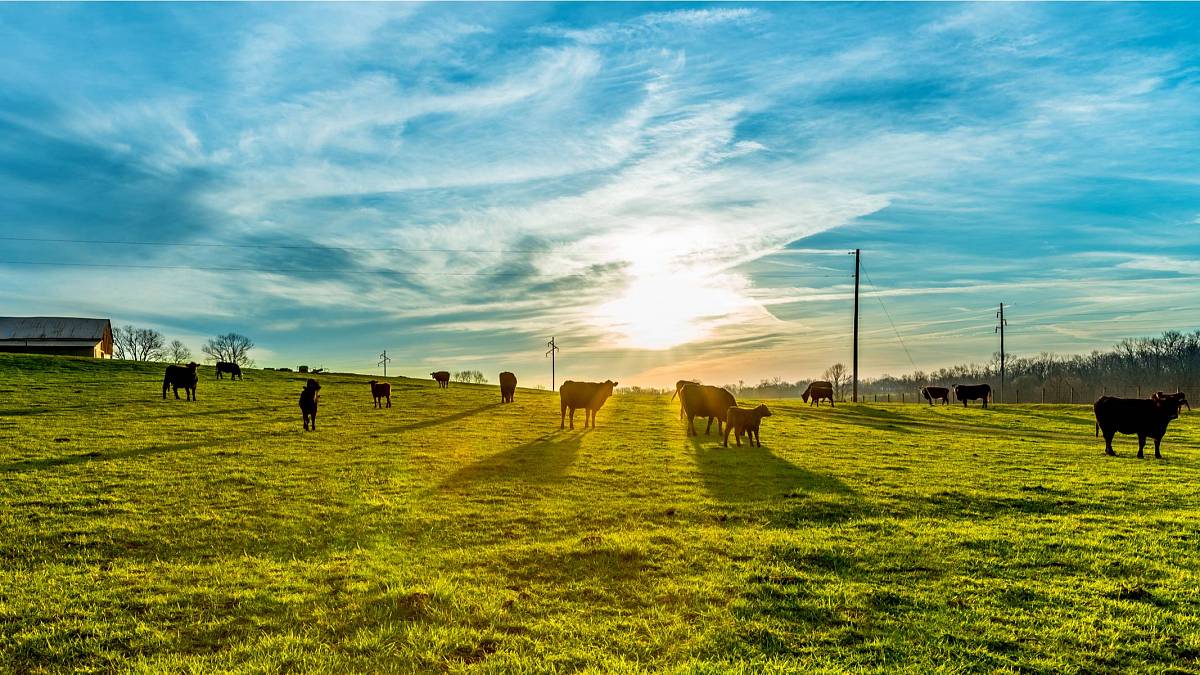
[592,272,751,350]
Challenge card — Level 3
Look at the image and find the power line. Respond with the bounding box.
[0,258,848,280]
[859,260,917,369]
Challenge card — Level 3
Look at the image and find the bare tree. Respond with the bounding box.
[453,369,487,384]
[166,340,192,363]
[471,370,488,384]
[824,363,848,400]
[202,333,255,367]
[113,325,166,362]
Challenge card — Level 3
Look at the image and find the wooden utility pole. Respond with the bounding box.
[378,350,391,377]
[545,337,559,391]
[850,248,860,403]
[995,303,1007,403]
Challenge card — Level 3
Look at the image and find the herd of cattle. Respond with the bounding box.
[158,363,1192,457]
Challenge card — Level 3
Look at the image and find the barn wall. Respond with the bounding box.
[0,343,105,358]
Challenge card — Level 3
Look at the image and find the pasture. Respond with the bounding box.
[2,354,1199,673]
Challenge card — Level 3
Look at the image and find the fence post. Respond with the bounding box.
[887,393,891,403]
[1137,385,1141,398]
[1015,389,1019,404]
[901,392,905,404]
[1069,387,1074,404]
[874,394,877,403]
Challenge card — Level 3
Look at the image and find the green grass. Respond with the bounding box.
[2,353,1200,673]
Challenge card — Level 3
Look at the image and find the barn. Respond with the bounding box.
[0,317,113,358]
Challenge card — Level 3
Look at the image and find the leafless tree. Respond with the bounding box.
[453,369,487,384]
[113,325,166,362]
[201,333,255,367]
[166,340,192,363]
[824,363,848,400]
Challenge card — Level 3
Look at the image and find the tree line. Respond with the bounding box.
[113,326,255,367]
[717,330,1200,403]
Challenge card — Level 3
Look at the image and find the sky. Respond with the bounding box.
[1,2,1199,388]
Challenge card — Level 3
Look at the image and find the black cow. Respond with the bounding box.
[1095,392,1190,459]
[162,362,199,401]
[922,386,950,405]
[679,384,737,436]
[954,383,991,408]
[300,379,321,431]
[802,381,835,407]
[215,361,242,380]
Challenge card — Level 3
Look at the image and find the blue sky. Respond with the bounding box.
[2,3,1199,387]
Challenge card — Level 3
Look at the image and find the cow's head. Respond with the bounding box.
[755,404,772,419]
[802,389,810,403]
[305,379,321,391]
[186,362,199,370]
[368,380,377,385]
[1153,391,1190,418]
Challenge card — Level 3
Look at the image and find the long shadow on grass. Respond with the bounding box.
[377,403,502,434]
[691,437,859,514]
[0,437,238,473]
[440,431,586,489]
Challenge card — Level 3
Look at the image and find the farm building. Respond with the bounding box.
[0,317,113,358]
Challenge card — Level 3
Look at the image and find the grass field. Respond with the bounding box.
[2,353,1200,673]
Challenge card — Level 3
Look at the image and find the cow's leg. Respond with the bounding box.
[560,403,567,429]
[569,407,576,430]
[829,397,835,408]
[387,395,391,408]
[734,428,742,447]
[303,413,309,431]
[752,429,760,447]
[1137,435,1146,459]
[705,417,714,435]
[1104,431,1116,456]
[687,414,697,437]
[311,411,316,431]
[1154,437,1163,460]
[722,423,731,447]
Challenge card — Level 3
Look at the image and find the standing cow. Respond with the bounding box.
[559,379,618,430]
[954,384,992,408]
[499,371,517,403]
[724,404,772,448]
[671,379,699,420]
[802,381,835,407]
[1095,392,1190,459]
[162,362,199,401]
[215,361,242,380]
[300,379,321,431]
[921,386,950,405]
[368,380,391,408]
[431,371,450,388]
[679,384,737,437]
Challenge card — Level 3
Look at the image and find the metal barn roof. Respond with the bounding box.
[0,317,111,342]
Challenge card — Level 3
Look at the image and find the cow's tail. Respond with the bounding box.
[162,373,170,396]
[670,388,679,401]
[1095,421,1099,437]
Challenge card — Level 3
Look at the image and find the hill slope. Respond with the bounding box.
[1,353,1199,672]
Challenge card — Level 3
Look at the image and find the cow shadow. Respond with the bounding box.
[440,430,586,489]
[0,437,238,473]
[377,403,502,434]
[690,436,854,506]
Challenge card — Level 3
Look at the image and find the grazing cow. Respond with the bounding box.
[922,386,950,405]
[559,379,618,430]
[954,384,992,408]
[162,362,199,401]
[802,381,835,407]
[215,361,242,380]
[671,380,699,420]
[724,404,772,448]
[300,379,321,431]
[679,384,737,437]
[368,380,391,408]
[499,371,517,403]
[431,371,450,388]
[1095,392,1190,459]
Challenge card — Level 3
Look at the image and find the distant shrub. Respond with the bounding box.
[298,365,309,373]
